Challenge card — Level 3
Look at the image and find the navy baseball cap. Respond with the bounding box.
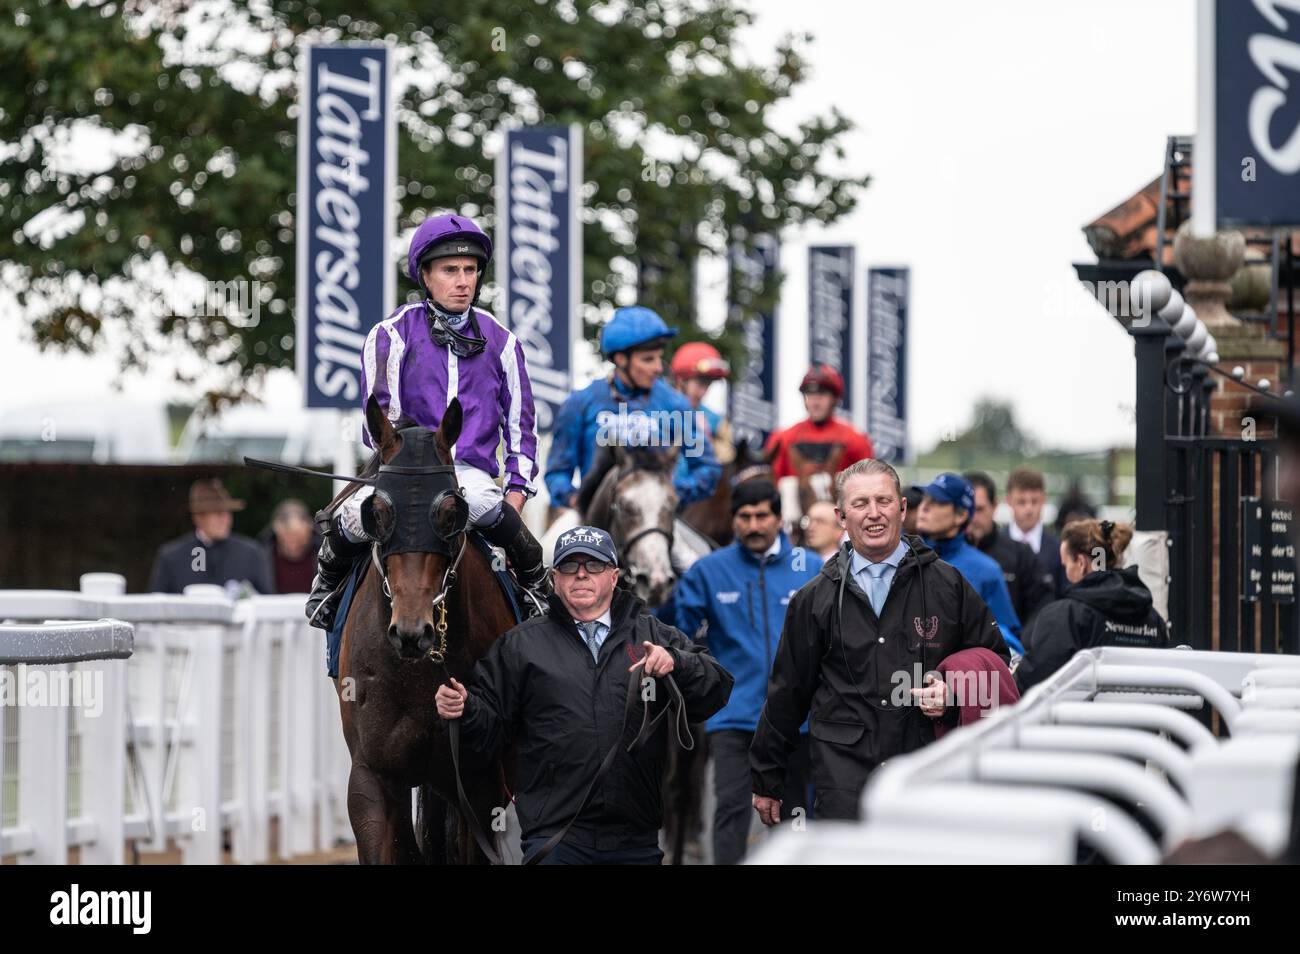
[920,473,975,514]
[553,525,619,567]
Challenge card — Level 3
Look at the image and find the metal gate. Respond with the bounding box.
[1165,433,1297,654]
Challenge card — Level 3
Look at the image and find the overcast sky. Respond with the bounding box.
[1,0,1197,454]
[744,0,1197,452]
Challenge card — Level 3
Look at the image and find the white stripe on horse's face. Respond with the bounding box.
[615,470,676,608]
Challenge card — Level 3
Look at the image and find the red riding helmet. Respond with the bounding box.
[800,364,844,399]
[671,342,730,381]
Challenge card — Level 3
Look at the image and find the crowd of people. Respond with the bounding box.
[145,208,1173,865]
[146,478,321,598]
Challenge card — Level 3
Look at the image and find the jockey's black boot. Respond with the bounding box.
[305,523,369,631]
[484,504,548,595]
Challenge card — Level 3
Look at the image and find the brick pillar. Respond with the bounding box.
[1171,221,1274,436]
[1172,223,1267,650]
[1208,325,1284,438]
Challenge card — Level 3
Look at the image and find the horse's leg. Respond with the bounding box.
[346,761,394,865]
[451,776,508,865]
[387,782,421,866]
[415,782,447,866]
[685,727,710,858]
[347,763,421,865]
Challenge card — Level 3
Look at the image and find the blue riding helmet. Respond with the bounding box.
[599,306,678,357]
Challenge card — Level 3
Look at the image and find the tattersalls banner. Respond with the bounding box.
[808,245,858,427]
[495,125,583,434]
[729,234,780,448]
[866,266,909,462]
[297,43,396,409]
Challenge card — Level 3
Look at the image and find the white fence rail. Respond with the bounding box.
[751,646,1300,865]
[0,574,352,864]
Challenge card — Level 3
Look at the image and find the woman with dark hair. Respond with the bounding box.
[1014,518,1168,691]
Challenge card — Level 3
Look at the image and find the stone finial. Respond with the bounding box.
[1172,221,1246,328]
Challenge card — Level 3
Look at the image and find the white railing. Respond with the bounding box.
[750,646,1300,865]
[0,574,353,864]
[0,616,133,864]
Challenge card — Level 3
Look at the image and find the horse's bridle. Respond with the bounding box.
[369,533,467,665]
[366,459,470,665]
[619,524,675,555]
[607,467,676,566]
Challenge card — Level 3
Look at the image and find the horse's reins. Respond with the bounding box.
[434,611,695,866]
[521,617,694,866]
[244,448,508,864]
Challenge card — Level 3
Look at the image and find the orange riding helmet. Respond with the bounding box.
[671,342,730,382]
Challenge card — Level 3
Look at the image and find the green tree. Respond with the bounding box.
[1,0,867,406]
[946,398,1037,456]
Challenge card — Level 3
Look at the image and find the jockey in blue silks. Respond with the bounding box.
[545,306,721,512]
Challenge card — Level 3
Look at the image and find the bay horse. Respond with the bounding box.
[334,395,516,864]
[680,438,773,547]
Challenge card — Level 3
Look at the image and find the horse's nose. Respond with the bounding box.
[639,570,676,607]
[387,622,435,659]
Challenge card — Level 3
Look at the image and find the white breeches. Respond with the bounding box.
[337,462,505,543]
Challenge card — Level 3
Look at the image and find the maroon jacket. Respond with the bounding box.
[934,647,1020,739]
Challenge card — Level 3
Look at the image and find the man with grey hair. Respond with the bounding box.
[750,457,1010,821]
[263,498,320,594]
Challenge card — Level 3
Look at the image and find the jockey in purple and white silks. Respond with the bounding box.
[305,212,546,631]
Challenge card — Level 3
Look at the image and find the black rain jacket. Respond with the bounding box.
[751,537,1009,820]
[1015,566,1168,692]
[459,586,733,849]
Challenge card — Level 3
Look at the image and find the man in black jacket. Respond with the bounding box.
[964,471,1054,629]
[751,458,1009,822]
[147,479,274,595]
[1006,465,1067,596]
[436,525,733,865]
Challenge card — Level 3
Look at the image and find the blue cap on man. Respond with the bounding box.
[553,525,620,567]
[920,472,975,515]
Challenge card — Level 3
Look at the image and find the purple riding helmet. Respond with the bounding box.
[407,212,494,304]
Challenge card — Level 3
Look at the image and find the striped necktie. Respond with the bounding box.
[580,620,605,661]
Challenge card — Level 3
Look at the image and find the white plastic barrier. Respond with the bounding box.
[0,618,133,864]
[750,644,1300,864]
[0,574,353,864]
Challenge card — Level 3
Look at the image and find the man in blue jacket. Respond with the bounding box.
[917,472,1024,655]
[669,479,823,863]
[544,306,721,512]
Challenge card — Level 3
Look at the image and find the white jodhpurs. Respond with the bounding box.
[338,462,506,543]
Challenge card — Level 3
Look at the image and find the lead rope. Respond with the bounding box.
[523,622,691,866]
[370,534,497,860]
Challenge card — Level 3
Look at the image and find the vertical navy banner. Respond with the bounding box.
[808,246,857,426]
[729,234,780,448]
[1212,0,1300,226]
[866,267,908,462]
[297,43,396,409]
[496,125,582,434]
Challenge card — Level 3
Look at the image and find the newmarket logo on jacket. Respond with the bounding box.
[1103,619,1162,640]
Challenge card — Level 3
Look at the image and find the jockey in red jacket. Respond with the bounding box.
[763,365,874,491]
